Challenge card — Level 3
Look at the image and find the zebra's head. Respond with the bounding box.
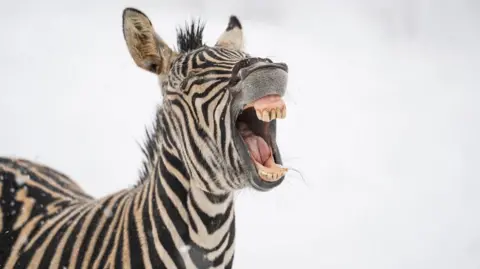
[122,8,288,193]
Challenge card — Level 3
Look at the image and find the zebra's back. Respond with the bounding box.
[0,157,185,269]
[0,157,103,268]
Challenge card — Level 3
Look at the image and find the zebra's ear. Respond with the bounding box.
[122,8,176,75]
[215,15,244,50]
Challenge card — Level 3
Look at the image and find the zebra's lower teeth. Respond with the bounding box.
[254,155,288,182]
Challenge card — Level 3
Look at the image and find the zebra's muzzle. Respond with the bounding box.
[238,97,287,178]
[231,60,289,191]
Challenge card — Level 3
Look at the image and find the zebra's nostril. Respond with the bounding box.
[277,63,288,72]
[232,58,268,79]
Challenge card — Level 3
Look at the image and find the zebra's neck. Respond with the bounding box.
[139,108,236,267]
[185,185,236,266]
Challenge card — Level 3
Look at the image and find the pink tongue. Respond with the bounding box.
[244,135,271,164]
[238,123,271,164]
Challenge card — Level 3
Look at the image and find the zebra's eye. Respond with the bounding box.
[228,74,241,87]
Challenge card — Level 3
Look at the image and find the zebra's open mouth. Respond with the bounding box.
[236,94,287,185]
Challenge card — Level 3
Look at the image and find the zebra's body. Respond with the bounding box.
[0,7,289,269]
[0,156,234,268]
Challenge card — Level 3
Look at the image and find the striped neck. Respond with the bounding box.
[140,109,236,268]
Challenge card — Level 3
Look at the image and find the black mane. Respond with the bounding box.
[137,109,163,186]
[176,19,205,53]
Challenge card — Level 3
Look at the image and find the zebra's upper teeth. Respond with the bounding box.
[244,94,286,122]
[256,106,286,122]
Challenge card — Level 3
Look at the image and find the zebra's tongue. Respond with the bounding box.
[238,122,271,165]
[243,134,271,165]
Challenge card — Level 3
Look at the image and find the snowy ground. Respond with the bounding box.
[1,0,479,268]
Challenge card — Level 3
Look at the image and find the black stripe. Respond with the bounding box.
[192,80,225,100]
[218,94,230,151]
[4,161,74,202]
[143,184,165,268]
[213,219,236,267]
[193,50,207,68]
[217,48,240,59]
[181,53,193,76]
[16,208,76,267]
[171,102,214,191]
[87,197,126,268]
[96,198,129,269]
[212,234,230,267]
[200,84,225,127]
[204,192,230,203]
[189,191,234,234]
[153,166,187,269]
[225,252,235,269]
[227,143,238,171]
[0,172,21,267]
[158,161,189,243]
[188,127,221,190]
[10,161,81,200]
[195,69,233,77]
[38,209,89,268]
[203,49,236,63]
[71,197,114,268]
[33,166,92,200]
[113,217,125,269]
[212,92,228,147]
[164,149,190,188]
[128,199,145,268]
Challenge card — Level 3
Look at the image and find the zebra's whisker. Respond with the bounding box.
[283,166,309,186]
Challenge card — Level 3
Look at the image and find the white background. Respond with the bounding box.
[1,0,479,268]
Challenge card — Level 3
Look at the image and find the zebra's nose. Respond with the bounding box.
[229,57,288,113]
[230,58,288,87]
[238,61,288,80]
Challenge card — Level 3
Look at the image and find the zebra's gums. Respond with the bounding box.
[0,7,289,269]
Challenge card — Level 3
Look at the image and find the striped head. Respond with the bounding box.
[122,8,289,193]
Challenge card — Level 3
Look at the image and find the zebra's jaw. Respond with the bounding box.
[236,95,288,185]
[242,95,288,182]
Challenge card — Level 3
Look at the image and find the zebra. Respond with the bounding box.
[0,7,289,269]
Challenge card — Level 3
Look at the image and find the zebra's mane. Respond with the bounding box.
[176,19,205,53]
[137,106,165,185]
